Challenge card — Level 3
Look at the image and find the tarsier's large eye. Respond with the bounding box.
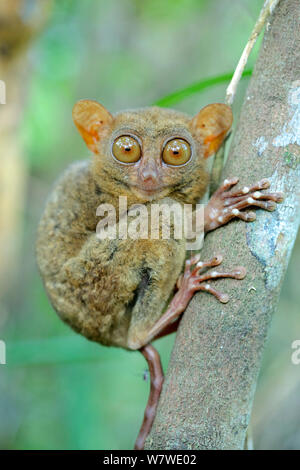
[162,138,191,166]
[112,135,141,164]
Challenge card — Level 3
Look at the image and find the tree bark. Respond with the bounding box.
[146,0,300,450]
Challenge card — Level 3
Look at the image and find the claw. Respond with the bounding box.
[258,178,271,189]
[211,254,223,266]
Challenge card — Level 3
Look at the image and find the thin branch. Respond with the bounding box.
[226,0,281,105]
[210,0,281,195]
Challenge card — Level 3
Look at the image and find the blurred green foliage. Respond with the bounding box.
[1,0,299,450]
[154,69,252,107]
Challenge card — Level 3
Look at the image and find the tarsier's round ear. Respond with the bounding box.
[72,100,113,154]
[191,103,233,158]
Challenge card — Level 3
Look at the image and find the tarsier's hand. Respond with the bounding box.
[204,177,284,233]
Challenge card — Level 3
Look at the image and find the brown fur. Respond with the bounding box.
[36,103,232,349]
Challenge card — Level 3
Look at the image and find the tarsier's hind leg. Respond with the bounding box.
[134,344,164,450]
[134,253,246,450]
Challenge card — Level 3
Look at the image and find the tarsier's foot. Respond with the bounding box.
[176,253,246,304]
[142,254,246,347]
[205,177,284,232]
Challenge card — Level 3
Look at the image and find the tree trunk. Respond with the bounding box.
[146,0,300,450]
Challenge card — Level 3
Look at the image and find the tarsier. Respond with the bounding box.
[36,100,283,449]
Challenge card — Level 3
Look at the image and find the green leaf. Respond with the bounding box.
[154,69,252,107]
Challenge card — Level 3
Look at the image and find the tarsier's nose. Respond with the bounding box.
[139,161,160,186]
[141,167,157,183]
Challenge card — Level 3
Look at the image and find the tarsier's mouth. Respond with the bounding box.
[131,184,170,200]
